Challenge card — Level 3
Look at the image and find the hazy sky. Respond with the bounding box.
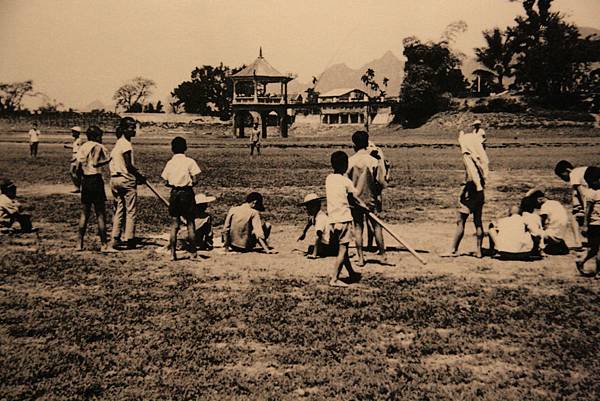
[1,0,598,110]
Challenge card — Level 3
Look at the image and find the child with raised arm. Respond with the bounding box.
[161,136,202,261]
[326,151,367,287]
[75,126,113,252]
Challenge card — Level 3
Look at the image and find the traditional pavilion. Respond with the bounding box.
[230,48,295,138]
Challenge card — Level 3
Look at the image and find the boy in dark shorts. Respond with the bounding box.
[75,126,112,252]
[161,136,202,261]
[326,151,368,287]
[441,181,485,258]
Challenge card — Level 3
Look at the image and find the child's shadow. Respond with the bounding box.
[340,272,362,284]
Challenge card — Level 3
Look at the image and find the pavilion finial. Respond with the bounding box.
[259,46,263,58]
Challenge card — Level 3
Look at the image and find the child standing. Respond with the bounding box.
[555,160,589,244]
[297,193,337,258]
[577,167,600,277]
[28,122,41,159]
[75,126,113,252]
[326,151,367,287]
[65,126,83,193]
[0,179,33,233]
[249,120,261,156]
[160,136,202,261]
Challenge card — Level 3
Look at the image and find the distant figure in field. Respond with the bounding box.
[75,126,113,252]
[223,192,275,253]
[442,128,489,258]
[250,120,261,156]
[576,167,600,277]
[0,179,33,233]
[28,121,41,159]
[109,117,145,250]
[64,126,83,193]
[346,131,389,266]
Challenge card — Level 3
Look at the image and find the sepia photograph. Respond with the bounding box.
[1,0,599,399]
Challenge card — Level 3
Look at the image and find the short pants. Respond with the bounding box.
[458,187,485,215]
[81,174,106,208]
[330,221,353,245]
[169,187,195,218]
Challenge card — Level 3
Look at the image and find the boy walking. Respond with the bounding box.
[555,160,590,241]
[250,120,261,156]
[161,136,202,261]
[326,151,367,287]
[346,131,389,266]
[109,117,145,250]
[65,126,83,192]
[75,126,113,252]
[28,122,41,159]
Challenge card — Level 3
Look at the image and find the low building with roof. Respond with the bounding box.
[318,88,368,125]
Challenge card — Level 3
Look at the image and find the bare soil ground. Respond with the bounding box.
[1,127,599,400]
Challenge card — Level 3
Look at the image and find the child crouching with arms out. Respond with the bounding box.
[326,151,368,287]
[297,193,337,258]
[161,136,202,261]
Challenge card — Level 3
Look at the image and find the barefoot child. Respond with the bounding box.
[297,193,337,258]
[223,192,275,253]
[0,179,33,233]
[160,136,202,261]
[555,160,589,244]
[442,129,489,258]
[577,167,600,277]
[193,193,216,250]
[326,151,367,287]
[75,126,112,252]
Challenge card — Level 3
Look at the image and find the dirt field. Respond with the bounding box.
[1,127,600,400]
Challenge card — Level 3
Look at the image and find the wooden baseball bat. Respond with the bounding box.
[367,211,427,265]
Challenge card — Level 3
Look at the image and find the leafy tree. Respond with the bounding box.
[396,37,467,128]
[113,77,156,112]
[507,0,596,98]
[474,28,516,90]
[171,64,244,119]
[0,80,33,113]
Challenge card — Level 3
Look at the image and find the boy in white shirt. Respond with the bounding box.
[297,193,337,258]
[326,151,368,287]
[109,117,145,250]
[75,126,112,252]
[249,120,261,156]
[526,189,574,255]
[28,122,41,159]
[488,206,541,259]
[161,136,201,261]
[64,126,83,192]
[555,160,589,237]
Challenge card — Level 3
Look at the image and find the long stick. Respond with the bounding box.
[367,211,427,265]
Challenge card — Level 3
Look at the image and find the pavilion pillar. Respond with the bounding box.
[260,111,268,139]
[232,111,237,137]
[279,109,288,138]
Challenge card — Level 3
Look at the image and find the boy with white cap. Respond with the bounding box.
[472,119,486,145]
[64,126,83,192]
[193,193,216,250]
[297,193,337,258]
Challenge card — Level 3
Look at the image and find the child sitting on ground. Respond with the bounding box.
[193,193,215,250]
[223,192,275,253]
[488,205,541,260]
[297,193,337,258]
[160,136,202,261]
[577,167,600,277]
[75,126,113,252]
[0,179,33,233]
[326,151,368,287]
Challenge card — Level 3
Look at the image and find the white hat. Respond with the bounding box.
[195,193,216,204]
[472,119,482,126]
[71,126,81,132]
[299,193,325,206]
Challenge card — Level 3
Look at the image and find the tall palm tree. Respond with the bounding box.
[475,28,515,90]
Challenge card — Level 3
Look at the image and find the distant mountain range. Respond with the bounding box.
[288,26,600,97]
